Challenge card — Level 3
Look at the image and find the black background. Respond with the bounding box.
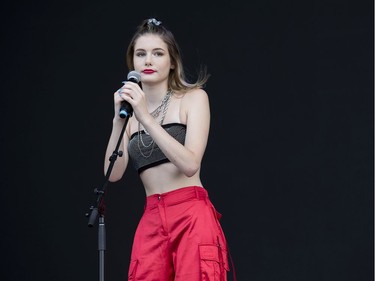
[0,0,373,280]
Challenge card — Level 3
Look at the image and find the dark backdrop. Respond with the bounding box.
[0,0,373,280]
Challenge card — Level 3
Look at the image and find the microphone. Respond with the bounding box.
[119,71,141,118]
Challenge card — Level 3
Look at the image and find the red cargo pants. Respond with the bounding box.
[128,185,229,281]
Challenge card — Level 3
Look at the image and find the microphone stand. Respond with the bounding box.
[86,108,132,281]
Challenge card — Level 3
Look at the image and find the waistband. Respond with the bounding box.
[145,186,208,210]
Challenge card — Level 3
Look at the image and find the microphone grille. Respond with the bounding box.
[127,71,141,83]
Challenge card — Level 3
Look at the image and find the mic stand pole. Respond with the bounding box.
[85,111,132,281]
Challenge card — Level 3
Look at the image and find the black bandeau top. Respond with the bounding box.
[128,123,187,173]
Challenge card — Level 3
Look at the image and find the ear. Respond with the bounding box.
[170,64,175,69]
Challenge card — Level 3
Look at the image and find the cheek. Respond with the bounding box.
[133,57,143,68]
[162,60,173,70]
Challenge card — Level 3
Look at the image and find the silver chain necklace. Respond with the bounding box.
[137,90,172,158]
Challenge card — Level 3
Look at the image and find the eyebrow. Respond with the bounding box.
[135,47,166,52]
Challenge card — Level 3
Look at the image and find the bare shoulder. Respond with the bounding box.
[174,89,209,124]
[179,88,209,104]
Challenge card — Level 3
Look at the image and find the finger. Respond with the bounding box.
[116,89,125,100]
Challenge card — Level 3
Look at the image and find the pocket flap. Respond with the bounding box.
[199,244,221,262]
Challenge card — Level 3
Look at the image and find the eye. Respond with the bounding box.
[135,51,146,57]
[154,51,164,57]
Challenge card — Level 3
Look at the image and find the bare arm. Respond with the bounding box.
[141,89,210,177]
[103,90,132,182]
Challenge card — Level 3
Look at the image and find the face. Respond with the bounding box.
[133,34,174,84]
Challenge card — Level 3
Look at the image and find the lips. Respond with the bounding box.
[143,69,155,74]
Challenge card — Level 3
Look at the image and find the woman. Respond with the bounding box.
[104,18,230,281]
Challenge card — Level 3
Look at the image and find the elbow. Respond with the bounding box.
[104,160,127,182]
[183,162,200,178]
[108,175,122,182]
[104,169,123,182]
[180,153,202,177]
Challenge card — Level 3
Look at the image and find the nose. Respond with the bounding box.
[145,54,152,66]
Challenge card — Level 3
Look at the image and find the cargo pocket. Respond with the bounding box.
[128,259,139,281]
[199,244,229,281]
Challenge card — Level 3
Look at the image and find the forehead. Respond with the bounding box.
[134,34,168,50]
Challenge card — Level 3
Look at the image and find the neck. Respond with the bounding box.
[142,84,169,105]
